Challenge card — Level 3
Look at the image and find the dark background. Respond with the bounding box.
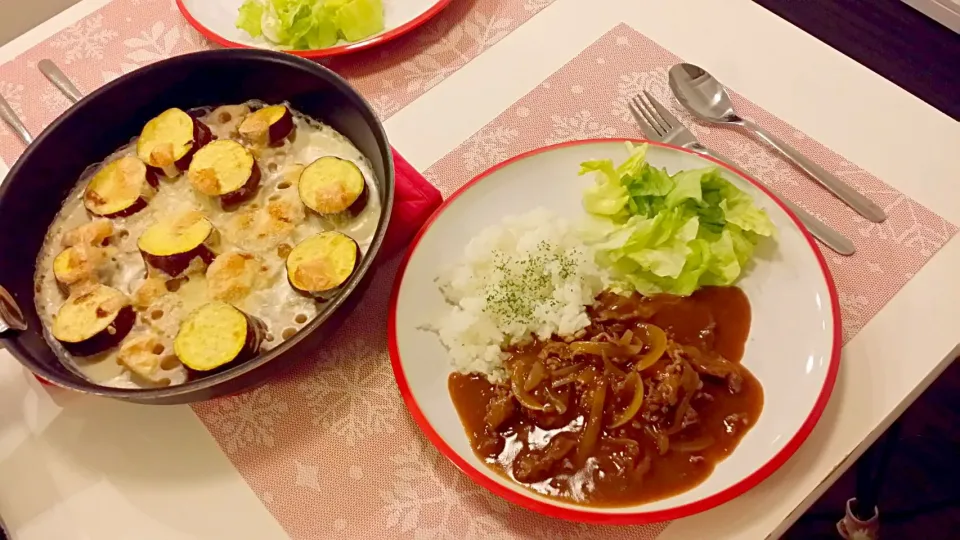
[755,0,960,120]
[755,2,959,537]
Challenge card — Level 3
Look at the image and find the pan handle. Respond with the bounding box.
[0,284,27,334]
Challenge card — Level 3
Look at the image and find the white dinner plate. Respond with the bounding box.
[389,139,841,524]
[177,0,452,59]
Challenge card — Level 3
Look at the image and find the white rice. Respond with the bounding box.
[435,208,610,382]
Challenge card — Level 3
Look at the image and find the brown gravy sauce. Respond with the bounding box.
[449,286,763,506]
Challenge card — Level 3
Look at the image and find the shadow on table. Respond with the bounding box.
[0,368,243,535]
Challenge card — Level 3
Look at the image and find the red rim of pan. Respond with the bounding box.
[387,138,842,525]
[176,0,454,59]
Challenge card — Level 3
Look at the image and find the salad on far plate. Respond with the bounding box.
[236,0,385,51]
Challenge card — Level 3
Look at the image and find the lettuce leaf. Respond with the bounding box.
[236,1,265,38]
[663,168,705,209]
[580,160,628,217]
[335,0,385,42]
[236,0,384,50]
[581,142,775,295]
[615,141,648,179]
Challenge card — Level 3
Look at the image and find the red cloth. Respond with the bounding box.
[33,149,440,387]
[381,148,443,258]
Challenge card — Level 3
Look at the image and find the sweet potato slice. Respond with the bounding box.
[187,140,261,207]
[83,156,158,217]
[52,284,134,356]
[174,302,265,371]
[238,105,294,146]
[136,108,212,175]
[298,156,367,215]
[138,211,217,277]
[285,231,359,297]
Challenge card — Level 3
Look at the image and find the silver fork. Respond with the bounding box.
[628,91,855,256]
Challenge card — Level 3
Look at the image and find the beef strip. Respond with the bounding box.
[527,408,573,429]
[678,344,743,394]
[513,433,578,483]
[642,356,685,423]
[595,438,645,482]
[484,386,516,431]
[679,406,699,431]
[538,341,575,362]
[723,412,750,436]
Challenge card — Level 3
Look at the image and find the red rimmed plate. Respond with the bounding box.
[388,139,841,525]
[177,0,452,59]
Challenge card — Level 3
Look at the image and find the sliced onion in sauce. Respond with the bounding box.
[524,360,546,391]
[666,362,701,435]
[602,352,627,378]
[570,341,642,357]
[645,426,670,456]
[606,437,641,452]
[576,367,598,385]
[575,376,607,466]
[608,372,644,428]
[673,436,715,453]
[551,372,581,388]
[552,366,598,389]
[543,387,568,414]
[510,360,547,411]
[550,362,584,379]
[633,323,668,371]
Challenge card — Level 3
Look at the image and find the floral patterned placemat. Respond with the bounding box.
[194,25,956,540]
[0,0,555,163]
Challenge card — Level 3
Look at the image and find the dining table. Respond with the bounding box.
[0,0,958,539]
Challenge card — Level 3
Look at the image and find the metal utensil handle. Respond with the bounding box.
[0,284,27,335]
[0,94,32,144]
[689,143,856,256]
[742,119,886,223]
[38,59,83,103]
[768,188,856,255]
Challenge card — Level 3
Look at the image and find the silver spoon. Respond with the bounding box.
[0,93,32,145]
[38,59,83,103]
[668,63,886,223]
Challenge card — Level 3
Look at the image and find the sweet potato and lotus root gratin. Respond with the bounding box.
[33,101,381,389]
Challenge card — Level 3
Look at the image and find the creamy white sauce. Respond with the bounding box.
[34,102,381,389]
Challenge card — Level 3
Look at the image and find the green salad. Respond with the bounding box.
[580,143,776,296]
[236,0,384,51]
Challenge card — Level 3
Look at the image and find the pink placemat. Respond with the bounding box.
[0,0,556,161]
[194,25,956,539]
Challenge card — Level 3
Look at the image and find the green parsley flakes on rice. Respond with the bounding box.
[436,208,610,382]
